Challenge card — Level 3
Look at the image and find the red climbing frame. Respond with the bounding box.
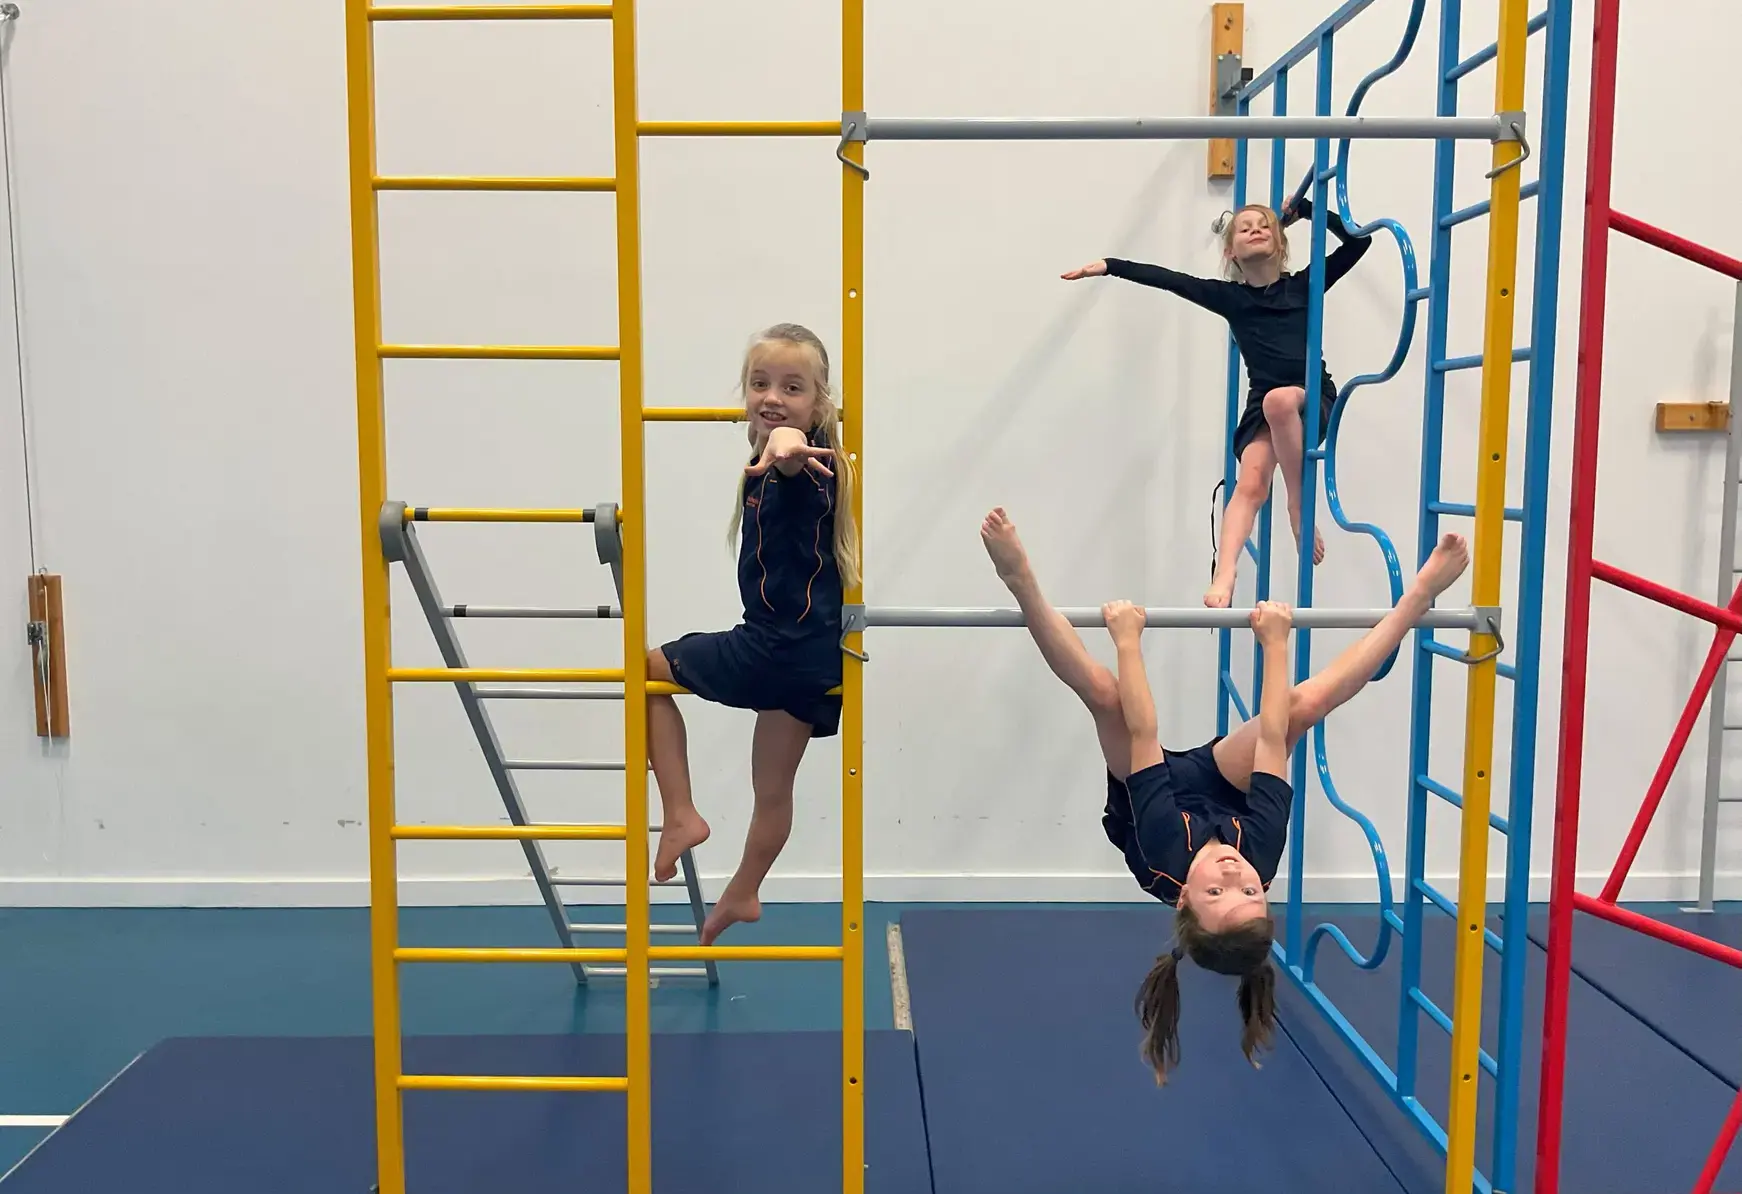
[1535,0,1742,1191]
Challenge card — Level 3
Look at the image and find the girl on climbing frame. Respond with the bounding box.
[647,323,861,946]
[978,506,1467,1084]
[1060,197,1373,608]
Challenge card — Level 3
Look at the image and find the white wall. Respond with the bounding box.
[2,0,1740,908]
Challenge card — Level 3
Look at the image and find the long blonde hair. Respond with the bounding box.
[727,323,862,590]
[1220,203,1290,281]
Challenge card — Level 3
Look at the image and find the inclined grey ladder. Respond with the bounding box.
[378,501,718,985]
[1694,280,1742,913]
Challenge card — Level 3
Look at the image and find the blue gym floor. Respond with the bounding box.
[2,901,1739,1191]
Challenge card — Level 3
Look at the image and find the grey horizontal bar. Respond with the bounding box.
[569,922,696,935]
[445,605,620,619]
[584,965,709,978]
[863,605,1481,631]
[473,687,623,700]
[549,875,684,887]
[864,115,1502,142]
[503,759,627,771]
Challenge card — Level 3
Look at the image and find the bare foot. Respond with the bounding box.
[1288,510,1328,565]
[1412,532,1470,600]
[980,507,1035,592]
[1203,582,1233,609]
[653,813,710,883]
[700,890,761,946]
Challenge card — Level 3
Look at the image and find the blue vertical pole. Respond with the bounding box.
[1398,0,1462,1108]
[1491,2,1572,1188]
[1251,75,1287,712]
[1286,34,1334,966]
[1219,97,1253,740]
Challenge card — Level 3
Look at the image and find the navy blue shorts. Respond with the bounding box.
[660,626,842,739]
[1233,377,1337,461]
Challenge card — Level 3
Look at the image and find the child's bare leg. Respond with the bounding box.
[980,507,1133,779]
[1208,437,1277,608]
[648,648,710,882]
[1213,533,1470,788]
[700,709,809,945]
[1262,385,1326,565]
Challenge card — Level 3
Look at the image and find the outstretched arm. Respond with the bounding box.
[1250,602,1294,780]
[1062,257,1238,317]
[1105,602,1163,772]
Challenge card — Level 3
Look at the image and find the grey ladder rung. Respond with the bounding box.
[568,922,696,935]
[444,604,621,619]
[549,875,686,887]
[503,759,628,771]
[473,687,624,700]
[584,965,710,978]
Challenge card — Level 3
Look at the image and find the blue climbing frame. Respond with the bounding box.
[1213,2,1572,1191]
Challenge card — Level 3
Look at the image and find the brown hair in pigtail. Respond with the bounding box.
[1138,903,1278,1084]
[1237,958,1278,1069]
[1134,944,1185,1086]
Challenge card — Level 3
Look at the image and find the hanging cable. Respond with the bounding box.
[0,4,31,575]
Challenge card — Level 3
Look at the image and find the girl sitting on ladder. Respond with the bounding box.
[1061,197,1372,608]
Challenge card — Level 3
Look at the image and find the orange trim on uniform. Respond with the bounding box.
[753,473,774,613]
[798,471,831,623]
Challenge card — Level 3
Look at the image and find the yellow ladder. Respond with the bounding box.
[342,3,866,1193]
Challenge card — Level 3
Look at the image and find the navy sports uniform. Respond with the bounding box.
[660,431,844,738]
[1102,198,1372,461]
[1102,739,1293,904]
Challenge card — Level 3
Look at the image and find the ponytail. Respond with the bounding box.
[1138,906,1277,1084]
[1135,948,1184,1086]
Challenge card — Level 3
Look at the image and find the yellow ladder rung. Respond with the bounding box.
[399,1075,629,1093]
[647,944,845,962]
[392,824,627,841]
[390,667,624,683]
[378,344,619,361]
[374,175,615,192]
[397,946,627,964]
[369,4,613,21]
[405,507,598,523]
[642,407,745,422]
[637,120,839,138]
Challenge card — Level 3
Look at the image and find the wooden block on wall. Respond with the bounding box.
[1655,401,1730,433]
[27,573,69,738]
[1208,3,1244,180]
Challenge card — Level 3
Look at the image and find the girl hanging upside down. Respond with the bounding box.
[978,506,1467,1084]
[1061,197,1372,608]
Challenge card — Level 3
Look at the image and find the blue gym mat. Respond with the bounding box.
[1524,907,1742,1088]
[898,906,1415,1194]
[0,1031,932,1193]
[1283,911,1742,1194]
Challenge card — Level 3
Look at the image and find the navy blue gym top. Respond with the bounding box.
[1102,198,1371,399]
[737,429,843,647]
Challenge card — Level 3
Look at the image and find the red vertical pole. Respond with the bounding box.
[1691,1087,1742,1194]
[1534,0,1622,1189]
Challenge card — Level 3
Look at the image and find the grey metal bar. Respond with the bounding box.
[1696,280,1742,912]
[445,604,620,619]
[585,965,709,979]
[570,922,695,935]
[862,604,1483,631]
[378,503,587,984]
[863,114,1504,142]
[549,874,685,887]
[473,687,623,700]
[503,759,628,771]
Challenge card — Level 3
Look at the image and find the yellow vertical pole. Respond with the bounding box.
[1443,1,1526,1191]
[840,0,866,1190]
[343,4,405,1194]
[612,1,652,1192]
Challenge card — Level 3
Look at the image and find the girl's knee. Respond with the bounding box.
[646,646,673,682]
[1233,462,1272,502]
[1262,386,1306,420]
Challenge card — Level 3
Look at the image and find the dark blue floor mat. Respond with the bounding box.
[899,906,1414,1194]
[1524,907,1742,1088]
[1282,910,1742,1193]
[0,1032,932,1194]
